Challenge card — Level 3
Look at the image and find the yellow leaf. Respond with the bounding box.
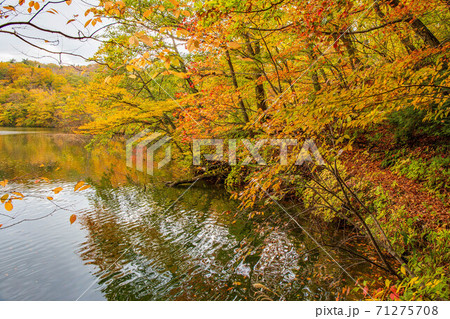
[171,71,188,79]
[139,35,153,46]
[0,179,8,187]
[70,214,77,224]
[401,265,406,276]
[74,181,85,191]
[104,1,114,10]
[53,187,63,194]
[176,29,189,37]
[129,35,139,46]
[5,201,13,211]
[187,39,199,52]
[227,42,241,49]
[47,196,54,201]
[1,194,9,203]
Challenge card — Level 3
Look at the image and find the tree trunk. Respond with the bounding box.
[374,3,417,53]
[225,50,249,122]
[245,34,267,111]
[341,34,362,70]
[388,0,440,48]
[253,41,268,111]
[306,47,322,92]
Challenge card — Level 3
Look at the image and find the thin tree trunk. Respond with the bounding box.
[225,50,249,122]
[388,0,440,48]
[341,34,362,70]
[245,34,267,111]
[374,3,417,53]
[306,46,322,92]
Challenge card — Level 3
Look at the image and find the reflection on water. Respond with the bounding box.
[0,129,370,300]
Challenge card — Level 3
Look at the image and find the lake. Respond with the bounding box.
[0,128,372,300]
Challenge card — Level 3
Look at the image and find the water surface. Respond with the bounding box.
[0,129,371,300]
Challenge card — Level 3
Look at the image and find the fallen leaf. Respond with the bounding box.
[5,201,13,211]
[12,192,24,198]
[78,185,91,191]
[1,194,8,203]
[74,181,85,191]
[53,187,63,194]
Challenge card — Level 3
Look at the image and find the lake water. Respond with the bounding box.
[0,128,372,300]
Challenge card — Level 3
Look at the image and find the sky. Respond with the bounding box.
[0,0,103,65]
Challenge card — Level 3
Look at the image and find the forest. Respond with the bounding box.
[0,0,449,301]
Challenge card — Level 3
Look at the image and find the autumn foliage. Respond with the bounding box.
[1,0,449,300]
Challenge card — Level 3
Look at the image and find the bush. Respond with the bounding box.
[388,106,450,144]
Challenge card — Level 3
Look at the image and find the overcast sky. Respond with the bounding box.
[0,0,103,65]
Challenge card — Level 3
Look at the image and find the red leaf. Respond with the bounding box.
[363,286,368,296]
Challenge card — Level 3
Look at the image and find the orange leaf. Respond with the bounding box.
[70,214,77,224]
[227,42,241,49]
[47,196,54,201]
[53,187,63,194]
[12,192,24,198]
[74,181,85,191]
[5,201,13,211]
[143,9,153,19]
[78,185,91,191]
[66,0,72,5]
